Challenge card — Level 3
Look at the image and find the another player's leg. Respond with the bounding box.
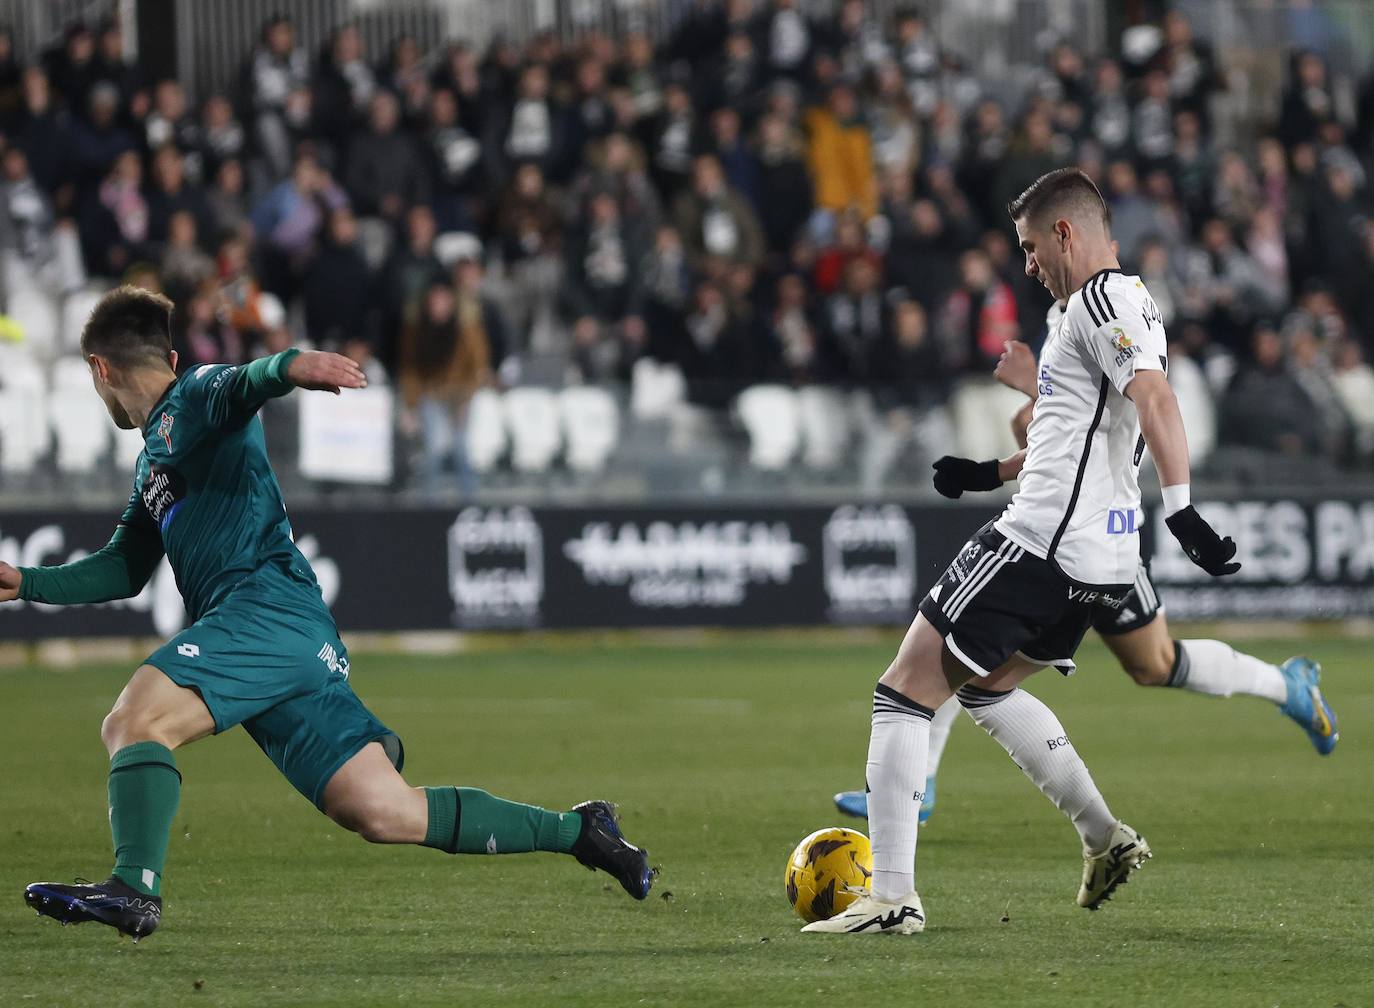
[1099,593,1338,754]
[25,665,214,940]
[833,696,957,823]
[965,661,1149,909]
[320,742,653,899]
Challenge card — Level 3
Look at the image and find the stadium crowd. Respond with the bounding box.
[2,2,1374,493]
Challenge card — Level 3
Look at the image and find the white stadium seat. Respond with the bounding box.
[0,385,51,473]
[737,384,801,471]
[464,387,507,473]
[51,354,93,390]
[6,287,60,362]
[49,387,113,475]
[630,357,687,420]
[558,386,620,473]
[797,385,851,470]
[501,387,561,473]
[113,422,146,465]
[0,345,46,392]
[59,288,103,356]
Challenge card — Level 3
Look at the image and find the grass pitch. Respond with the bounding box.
[0,630,1369,1008]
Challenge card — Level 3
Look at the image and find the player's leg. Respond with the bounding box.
[250,667,653,901]
[1097,569,1338,753]
[25,664,214,939]
[833,696,957,823]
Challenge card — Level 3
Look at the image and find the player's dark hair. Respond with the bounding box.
[1007,167,1111,230]
[80,285,175,370]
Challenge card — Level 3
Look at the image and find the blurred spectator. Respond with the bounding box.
[1213,150,1262,234]
[145,145,211,247]
[45,22,98,112]
[1220,323,1322,455]
[885,194,955,313]
[569,131,662,233]
[1137,237,1183,327]
[1279,51,1336,148]
[303,206,374,361]
[246,14,310,179]
[71,82,134,186]
[215,232,273,351]
[311,24,376,162]
[678,277,762,407]
[93,18,141,111]
[206,157,250,240]
[160,209,215,301]
[673,154,765,276]
[144,81,200,174]
[867,61,920,177]
[805,83,877,220]
[763,271,821,384]
[1169,109,1212,222]
[376,203,445,370]
[643,81,698,201]
[639,223,694,361]
[493,163,563,353]
[0,146,84,295]
[0,30,22,130]
[250,150,347,298]
[701,29,761,116]
[397,271,499,497]
[426,87,483,231]
[562,190,647,379]
[1133,70,1175,171]
[345,90,430,223]
[753,111,812,258]
[1158,10,1222,126]
[813,208,880,295]
[174,278,244,370]
[198,94,246,180]
[939,248,1022,459]
[1284,314,1349,458]
[754,0,816,83]
[492,63,565,185]
[705,107,759,210]
[78,148,147,277]
[1182,218,1278,349]
[820,256,886,385]
[14,68,72,203]
[1308,160,1369,319]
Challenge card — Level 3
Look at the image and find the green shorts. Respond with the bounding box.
[146,567,403,809]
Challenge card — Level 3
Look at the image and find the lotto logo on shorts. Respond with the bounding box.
[177,643,200,658]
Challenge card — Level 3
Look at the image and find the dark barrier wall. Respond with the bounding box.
[2,500,1372,639]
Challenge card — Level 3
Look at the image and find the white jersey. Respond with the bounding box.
[995,269,1167,588]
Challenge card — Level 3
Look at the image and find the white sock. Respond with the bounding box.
[1171,639,1288,705]
[925,697,959,779]
[867,683,932,902]
[957,684,1117,853]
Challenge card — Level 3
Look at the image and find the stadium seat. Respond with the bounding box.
[501,387,561,472]
[1169,355,1216,466]
[51,355,93,391]
[59,288,103,356]
[464,387,507,473]
[0,344,46,392]
[6,287,60,362]
[49,387,113,475]
[736,384,801,471]
[797,385,851,470]
[0,385,51,473]
[630,357,687,420]
[558,385,620,473]
[112,422,146,465]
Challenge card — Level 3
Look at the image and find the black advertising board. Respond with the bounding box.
[1,499,1371,640]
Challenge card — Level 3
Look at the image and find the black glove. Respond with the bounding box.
[1165,505,1241,576]
[931,456,1003,499]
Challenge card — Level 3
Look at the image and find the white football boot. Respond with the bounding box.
[801,891,925,934]
[1078,821,1151,909]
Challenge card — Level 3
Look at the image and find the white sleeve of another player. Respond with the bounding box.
[1080,305,1166,398]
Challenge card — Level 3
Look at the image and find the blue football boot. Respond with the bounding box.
[833,776,937,824]
[569,800,654,900]
[24,877,161,940]
[1279,657,1338,755]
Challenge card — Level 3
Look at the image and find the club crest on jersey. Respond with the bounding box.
[157,412,175,452]
[1109,327,1139,366]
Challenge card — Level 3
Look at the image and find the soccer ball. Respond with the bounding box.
[784,826,872,923]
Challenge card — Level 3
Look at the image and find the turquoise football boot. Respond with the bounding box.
[1279,657,1338,755]
[833,777,937,824]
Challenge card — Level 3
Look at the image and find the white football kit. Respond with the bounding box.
[995,269,1168,589]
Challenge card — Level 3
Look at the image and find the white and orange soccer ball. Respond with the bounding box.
[784,827,873,923]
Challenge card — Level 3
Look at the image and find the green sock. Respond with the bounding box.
[421,787,582,855]
[108,742,181,897]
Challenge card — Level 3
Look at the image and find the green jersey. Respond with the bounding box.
[20,350,321,620]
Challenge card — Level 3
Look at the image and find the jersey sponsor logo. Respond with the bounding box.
[210,366,238,390]
[194,364,217,379]
[1037,364,1054,397]
[176,642,200,658]
[1106,508,1142,534]
[140,465,187,533]
[157,412,175,452]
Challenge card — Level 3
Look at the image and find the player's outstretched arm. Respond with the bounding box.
[284,350,368,395]
[1129,371,1240,577]
[7,520,165,606]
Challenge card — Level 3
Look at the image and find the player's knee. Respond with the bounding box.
[329,795,403,844]
[100,705,153,753]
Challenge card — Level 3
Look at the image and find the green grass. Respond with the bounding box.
[0,631,1370,1007]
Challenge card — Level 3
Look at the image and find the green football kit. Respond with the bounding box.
[19,350,402,807]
